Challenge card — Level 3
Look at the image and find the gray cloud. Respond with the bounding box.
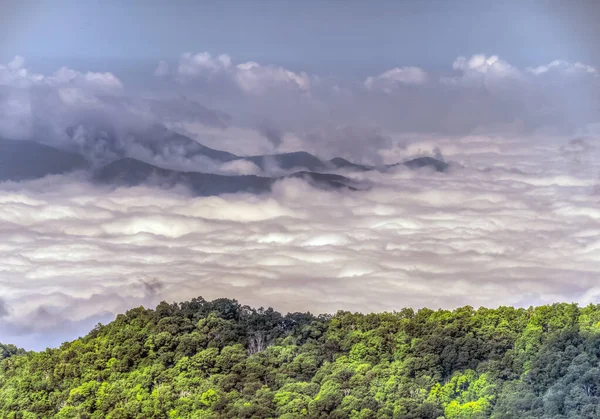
[257,119,284,148]
[0,298,10,318]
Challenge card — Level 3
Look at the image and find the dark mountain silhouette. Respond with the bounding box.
[330,156,449,172]
[94,158,273,195]
[396,156,449,172]
[93,158,361,196]
[329,157,372,171]
[246,151,331,172]
[246,153,449,173]
[0,138,89,182]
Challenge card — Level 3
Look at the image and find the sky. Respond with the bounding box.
[2,0,600,76]
[2,0,600,350]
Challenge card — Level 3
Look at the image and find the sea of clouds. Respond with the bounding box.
[1,54,600,349]
[2,133,600,349]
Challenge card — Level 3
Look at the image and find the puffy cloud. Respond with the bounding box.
[69,70,122,90]
[234,61,311,93]
[442,54,521,87]
[0,56,45,87]
[364,66,429,92]
[453,54,518,76]
[177,52,232,77]
[7,56,25,71]
[163,52,312,94]
[0,56,122,91]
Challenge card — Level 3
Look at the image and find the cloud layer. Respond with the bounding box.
[2,132,600,350]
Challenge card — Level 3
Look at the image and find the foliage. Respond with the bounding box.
[1,298,600,418]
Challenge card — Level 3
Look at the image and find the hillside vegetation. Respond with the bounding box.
[1,297,600,418]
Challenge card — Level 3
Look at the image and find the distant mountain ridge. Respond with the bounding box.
[61,123,449,174]
[93,157,363,195]
[0,127,448,195]
[0,138,89,181]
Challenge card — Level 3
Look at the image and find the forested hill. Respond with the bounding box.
[1,298,600,418]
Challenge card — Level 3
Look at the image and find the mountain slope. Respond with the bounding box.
[94,158,273,195]
[94,158,361,195]
[0,138,89,182]
[246,151,331,172]
[65,124,239,164]
[0,297,599,418]
[137,125,239,162]
[398,156,449,172]
[329,157,372,171]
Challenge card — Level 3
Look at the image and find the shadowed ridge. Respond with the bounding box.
[0,138,90,182]
[401,156,449,172]
[93,158,361,196]
[245,151,330,171]
[329,157,373,171]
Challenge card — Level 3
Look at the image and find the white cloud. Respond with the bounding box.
[7,55,25,71]
[81,71,123,89]
[526,60,598,76]
[0,56,123,91]
[0,57,45,87]
[219,159,262,175]
[177,52,232,77]
[452,54,520,77]
[442,54,521,87]
[364,66,429,92]
[164,52,312,94]
[234,61,311,93]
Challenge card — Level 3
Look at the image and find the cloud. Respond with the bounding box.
[163,52,312,94]
[53,67,123,91]
[177,52,232,77]
[441,54,521,87]
[280,125,393,165]
[7,56,25,71]
[257,119,284,147]
[526,60,598,76]
[0,298,10,318]
[364,66,429,92]
[3,132,600,350]
[0,56,123,91]
[233,61,311,93]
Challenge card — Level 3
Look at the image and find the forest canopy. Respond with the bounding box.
[1,297,600,418]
